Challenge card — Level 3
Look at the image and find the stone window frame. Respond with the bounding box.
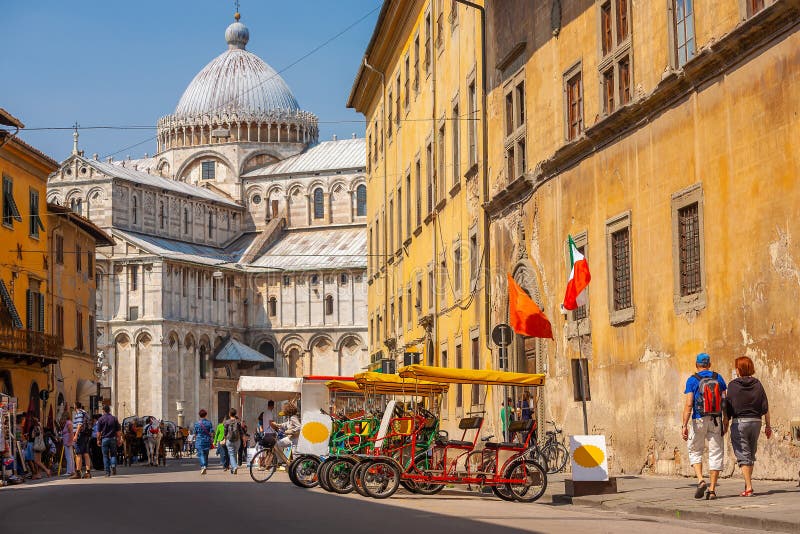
[427,262,435,314]
[503,68,527,183]
[667,0,697,69]
[436,116,447,210]
[454,338,464,416]
[563,60,584,142]
[452,235,463,300]
[566,230,591,338]
[671,183,707,314]
[438,252,448,310]
[737,0,775,20]
[406,284,413,331]
[465,67,479,175]
[605,210,635,325]
[469,326,482,409]
[450,91,462,195]
[596,0,633,118]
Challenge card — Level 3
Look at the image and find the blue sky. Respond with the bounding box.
[1,0,380,161]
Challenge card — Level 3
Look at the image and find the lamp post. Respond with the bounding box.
[176,399,185,428]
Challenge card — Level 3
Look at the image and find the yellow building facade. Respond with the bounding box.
[483,0,800,478]
[350,1,500,433]
[0,108,61,420]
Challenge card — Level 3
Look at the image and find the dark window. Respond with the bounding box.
[226,276,234,303]
[617,0,629,42]
[414,35,420,91]
[678,203,701,296]
[469,233,478,283]
[258,342,275,370]
[128,306,138,321]
[159,202,165,229]
[201,161,215,180]
[455,343,463,408]
[405,174,412,238]
[283,275,291,286]
[268,297,277,317]
[396,188,402,248]
[29,189,43,238]
[567,72,583,141]
[212,278,218,301]
[208,211,214,238]
[601,2,613,55]
[426,143,434,214]
[404,55,410,109]
[453,243,462,294]
[424,12,432,74]
[199,346,208,379]
[55,305,64,342]
[132,196,138,224]
[387,90,393,139]
[76,311,84,350]
[76,244,82,272]
[415,159,422,227]
[89,315,96,356]
[516,83,525,127]
[341,273,348,285]
[2,177,21,227]
[87,251,93,276]
[55,234,64,264]
[388,199,394,253]
[603,68,615,114]
[183,207,189,234]
[325,295,334,316]
[673,0,696,67]
[129,265,138,291]
[437,125,445,201]
[619,57,631,105]
[467,81,477,166]
[452,103,460,186]
[313,188,324,219]
[505,92,514,137]
[356,184,367,217]
[182,269,188,297]
[197,272,203,298]
[611,227,632,310]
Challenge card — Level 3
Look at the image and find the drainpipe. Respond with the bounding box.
[362,57,390,361]
[454,1,491,350]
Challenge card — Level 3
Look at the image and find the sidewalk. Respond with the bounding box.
[552,474,800,533]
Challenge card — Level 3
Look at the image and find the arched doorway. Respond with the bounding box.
[257,342,275,371]
[29,381,41,419]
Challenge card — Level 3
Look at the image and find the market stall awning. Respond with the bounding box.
[214,338,273,369]
[398,365,546,386]
[236,376,302,401]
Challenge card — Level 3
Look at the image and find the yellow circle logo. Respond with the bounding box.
[573,445,605,468]
[301,422,330,444]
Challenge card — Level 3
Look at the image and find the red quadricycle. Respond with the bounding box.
[355,365,548,503]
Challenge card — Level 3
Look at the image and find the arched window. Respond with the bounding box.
[268,296,277,317]
[325,295,334,316]
[258,342,275,370]
[71,198,83,215]
[29,381,41,419]
[132,196,139,224]
[356,184,367,216]
[183,207,189,234]
[313,188,324,219]
[208,211,214,238]
[199,345,207,379]
[340,273,349,285]
[159,202,165,229]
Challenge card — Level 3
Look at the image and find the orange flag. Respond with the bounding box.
[507,274,553,339]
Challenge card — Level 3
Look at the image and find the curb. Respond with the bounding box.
[553,494,800,533]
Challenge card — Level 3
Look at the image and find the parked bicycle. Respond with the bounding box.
[530,420,568,474]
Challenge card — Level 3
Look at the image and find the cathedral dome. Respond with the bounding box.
[173,18,300,118]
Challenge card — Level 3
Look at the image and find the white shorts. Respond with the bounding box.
[687,416,724,471]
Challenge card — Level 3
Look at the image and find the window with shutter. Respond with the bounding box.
[26,289,33,330]
[37,293,44,332]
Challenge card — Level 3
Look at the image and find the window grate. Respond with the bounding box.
[611,227,632,310]
[678,203,701,296]
[201,161,215,180]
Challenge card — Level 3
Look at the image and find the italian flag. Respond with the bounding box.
[563,235,591,311]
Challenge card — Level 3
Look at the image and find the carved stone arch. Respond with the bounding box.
[265,184,284,199]
[156,158,171,177]
[328,179,347,195]
[286,182,304,197]
[279,334,305,355]
[133,329,153,346]
[174,150,235,182]
[239,150,281,175]
[307,179,325,195]
[184,332,196,350]
[349,175,367,191]
[252,334,279,351]
[64,188,83,203]
[114,331,132,346]
[307,332,334,352]
[47,193,63,205]
[511,260,542,305]
[166,330,181,348]
[198,334,212,350]
[334,333,364,352]
[86,186,105,202]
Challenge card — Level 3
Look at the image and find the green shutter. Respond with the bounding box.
[26,289,33,330]
[37,293,45,332]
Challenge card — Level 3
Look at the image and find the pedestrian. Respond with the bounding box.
[193,409,214,475]
[214,418,229,470]
[238,420,249,467]
[60,413,75,476]
[681,352,727,500]
[28,417,51,478]
[500,397,514,441]
[518,391,532,421]
[724,356,772,497]
[270,404,300,465]
[71,402,92,479]
[96,405,121,477]
[222,409,243,474]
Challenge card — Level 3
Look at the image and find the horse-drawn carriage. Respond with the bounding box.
[120,416,187,466]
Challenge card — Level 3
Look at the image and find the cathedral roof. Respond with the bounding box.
[242,138,366,177]
[113,229,255,266]
[214,338,273,365]
[249,226,366,271]
[173,17,300,119]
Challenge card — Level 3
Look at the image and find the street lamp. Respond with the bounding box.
[176,399,185,427]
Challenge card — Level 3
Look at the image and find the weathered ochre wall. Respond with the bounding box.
[487,1,800,478]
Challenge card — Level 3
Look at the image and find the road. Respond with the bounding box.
[0,459,763,534]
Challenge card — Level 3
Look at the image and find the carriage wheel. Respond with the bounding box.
[326,457,356,494]
[350,460,370,497]
[249,448,278,483]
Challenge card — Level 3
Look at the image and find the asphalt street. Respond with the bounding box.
[0,459,766,534]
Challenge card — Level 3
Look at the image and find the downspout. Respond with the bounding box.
[454,1,491,350]
[362,57,389,361]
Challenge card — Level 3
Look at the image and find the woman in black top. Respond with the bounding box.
[724,356,771,497]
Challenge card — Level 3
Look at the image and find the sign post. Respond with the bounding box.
[492,324,514,442]
[571,358,590,435]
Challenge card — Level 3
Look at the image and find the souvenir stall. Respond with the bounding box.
[0,393,23,486]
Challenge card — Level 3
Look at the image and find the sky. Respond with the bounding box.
[1,0,381,162]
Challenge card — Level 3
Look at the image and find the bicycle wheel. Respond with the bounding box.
[483,460,515,502]
[543,443,569,474]
[249,448,278,483]
[327,457,356,494]
[361,459,401,499]
[503,458,547,503]
[350,460,370,497]
[317,458,335,492]
[409,451,445,495]
[290,455,320,488]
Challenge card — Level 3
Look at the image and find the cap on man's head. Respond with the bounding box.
[696,353,711,366]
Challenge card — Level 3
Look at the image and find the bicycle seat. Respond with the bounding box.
[484,441,521,449]
[443,440,474,448]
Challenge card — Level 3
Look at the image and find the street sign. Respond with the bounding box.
[492,323,514,347]
[38,390,49,402]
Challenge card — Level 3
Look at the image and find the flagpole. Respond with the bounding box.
[577,312,589,435]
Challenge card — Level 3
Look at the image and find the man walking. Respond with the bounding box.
[194,409,214,475]
[96,405,121,477]
[71,402,92,479]
[223,409,243,475]
[214,418,229,471]
[682,352,727,500]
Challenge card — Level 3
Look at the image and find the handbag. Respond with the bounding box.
[33,432,46,453]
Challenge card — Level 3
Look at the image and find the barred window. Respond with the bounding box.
[313,188,324,219]
[201,161,215,180]
[678,203,701,296]
[611,227,632,311]
[356,184,367,217]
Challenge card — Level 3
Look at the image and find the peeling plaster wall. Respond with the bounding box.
[489,27,800,479]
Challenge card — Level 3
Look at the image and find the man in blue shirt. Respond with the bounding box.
[681,353,727,500]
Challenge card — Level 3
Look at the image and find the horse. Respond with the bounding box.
[121,416,143,466]
[142,417,162,466]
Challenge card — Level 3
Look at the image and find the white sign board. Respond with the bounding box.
[296,412,332,456]
[569,434,609,481]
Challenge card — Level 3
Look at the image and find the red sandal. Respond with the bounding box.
[740,489,754,497]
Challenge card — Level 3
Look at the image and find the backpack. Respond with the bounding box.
[693,372,723,422]
[77,410,92,437]
[226,420,241,442]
